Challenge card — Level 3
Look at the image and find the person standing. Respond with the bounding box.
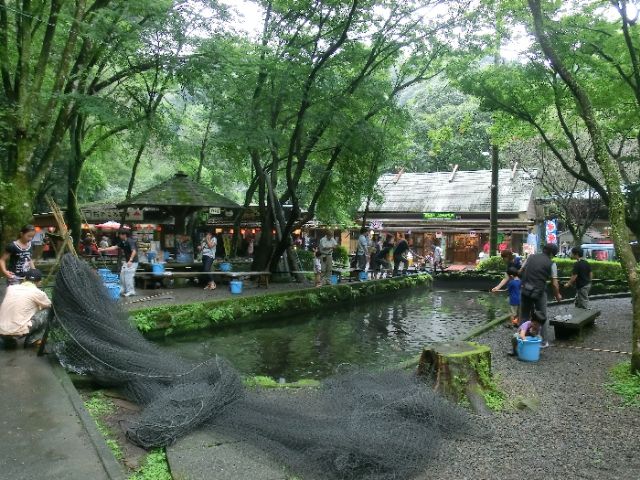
[99,229,138,297]
[200,231,217,291]
[564,246,592,309]
[392,234,409,276]
[356,227,370,272]
[519,243,562,347]
[0,269,51,348]
[319,230,337,285]
[433,241,444,274]
[1,225,36,285]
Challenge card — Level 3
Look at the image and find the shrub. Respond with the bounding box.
[476,256,506,273]
[333,244,349,265]
[296,249,315,271]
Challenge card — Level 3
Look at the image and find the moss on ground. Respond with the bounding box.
[607,361,640,407]
[83,392,123,461]
[132,274,432,335]
[128,450,172,480]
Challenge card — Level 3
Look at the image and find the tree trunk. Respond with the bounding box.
[489,145,499,256]
[528,0,640,373]
[418,341,495,415]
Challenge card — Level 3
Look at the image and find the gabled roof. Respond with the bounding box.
[368,169,537,214]
[118,172,240,209]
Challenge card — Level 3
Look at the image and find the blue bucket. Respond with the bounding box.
[152,263,165,277]
[97,268,111,280]
[230,280,243,294]
[517,336,542,362]
[358,271,368,281]
[104,283,121,300]
[330,274,339,285]
[176,253,193,263]
[104,273,119,284]
[220,262,232,272]
[146,251,157,263]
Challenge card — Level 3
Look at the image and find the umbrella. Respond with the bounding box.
[96,221,129,230]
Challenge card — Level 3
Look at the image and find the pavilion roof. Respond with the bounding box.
[117,172,240,209]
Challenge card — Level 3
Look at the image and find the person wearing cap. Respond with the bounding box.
[0,269,51,348]
[99,229,138,297]
[519,244,562,347]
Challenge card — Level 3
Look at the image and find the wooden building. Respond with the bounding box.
[361,168,540,265]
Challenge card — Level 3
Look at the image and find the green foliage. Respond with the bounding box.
[474,357,505,412]
[296,249,315,271]
[554,259,627,282]
[132,274,432,335]
[607,362,640,407]
[129,450,171,480]
[243,376,320,389]
[83,392,123,461]
[475,256,506,273]
[333,245,349,265]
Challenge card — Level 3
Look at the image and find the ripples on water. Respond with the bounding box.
[156,288,507,381]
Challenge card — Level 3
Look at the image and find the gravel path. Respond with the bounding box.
[427,298,640,480]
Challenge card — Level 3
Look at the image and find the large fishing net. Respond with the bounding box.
[50,254,477,479]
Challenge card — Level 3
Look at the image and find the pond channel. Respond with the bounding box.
[155,288,507,382]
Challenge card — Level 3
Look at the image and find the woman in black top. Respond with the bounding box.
[0,225,36,284]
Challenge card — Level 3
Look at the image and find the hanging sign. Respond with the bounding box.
[423,212,456,220]
[545,219,558,244]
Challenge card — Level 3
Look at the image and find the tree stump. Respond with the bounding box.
[418,341,496,414]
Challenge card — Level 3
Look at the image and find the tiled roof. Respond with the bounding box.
[368,169,537,214]
[118,173,240,209]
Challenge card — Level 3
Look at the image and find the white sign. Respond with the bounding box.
[209,207,221,215]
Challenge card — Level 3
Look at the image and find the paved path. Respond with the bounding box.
[0,350,124,480]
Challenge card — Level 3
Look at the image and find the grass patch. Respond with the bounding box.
[83,392,123,461]
[129,449,172,480]
[607,361,640,407]
[244,375,321,389]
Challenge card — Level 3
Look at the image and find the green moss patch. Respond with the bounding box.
[607,361,640,407]
[132,274,431,336]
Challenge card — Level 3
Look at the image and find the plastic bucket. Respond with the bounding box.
[220,262,232,272]
[104,283,121,300]
[152,263,165,277]
[517,336,542,362]
[176,253,193,263]
[146,251,157,263]
[97,268,111,280]
[330,274,339,285]
[104,273,119,284]
[230,280,243,294]
[358,271,368,281]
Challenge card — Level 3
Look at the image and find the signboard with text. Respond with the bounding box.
[423,212,456,220]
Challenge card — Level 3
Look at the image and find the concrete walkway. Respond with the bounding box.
[0,349,124,480]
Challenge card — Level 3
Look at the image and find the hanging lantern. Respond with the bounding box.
[135,224,142,230]
[251,229,256,234]
[155,225,162,232]
[229,228,234,234]
[240,229,246,235]
[35,226,41,232]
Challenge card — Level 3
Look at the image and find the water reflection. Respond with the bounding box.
[156,288,506,381]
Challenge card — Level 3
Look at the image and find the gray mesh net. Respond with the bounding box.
[50,254,476,479]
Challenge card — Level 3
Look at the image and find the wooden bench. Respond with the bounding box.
[550,308,601,340]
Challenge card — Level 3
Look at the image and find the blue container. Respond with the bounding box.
[330,274,339,285]
[517,336,542,362]
[176,253,193,263]
[152,263,165,277]
[104,273,119,284]
[104,283,121,300]
[230,280,243,294]
[97,268,111,280]
[146,251,157,263]
[220,262,232,272]
[358,271,368,281]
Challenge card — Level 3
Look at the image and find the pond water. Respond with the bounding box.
[155,288,507,382]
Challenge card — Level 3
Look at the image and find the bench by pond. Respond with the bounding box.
[551,308,601,340]
[136,270,271,290]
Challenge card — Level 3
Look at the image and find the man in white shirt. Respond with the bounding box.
[318,231,338,285]
[0,269,52,348]
[356,227,370,272]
